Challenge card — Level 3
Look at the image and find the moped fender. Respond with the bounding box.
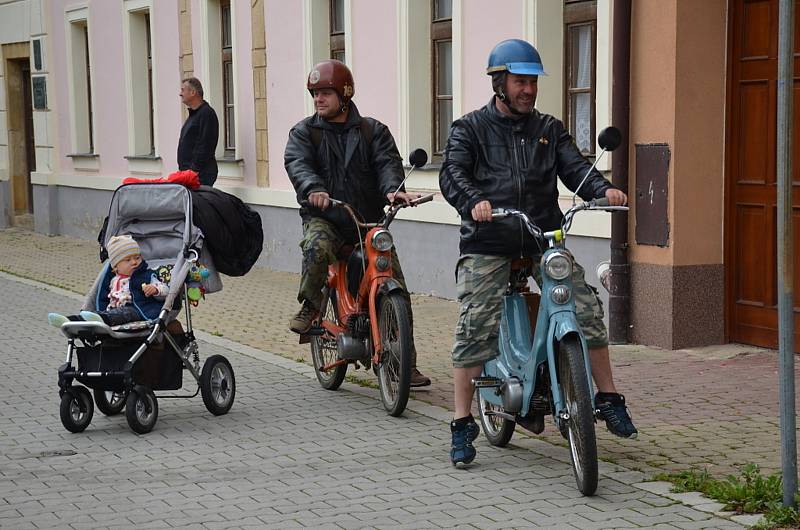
[368,278,405,362]
[546,313,595,418]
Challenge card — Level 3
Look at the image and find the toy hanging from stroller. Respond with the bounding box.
[55,182,235,434]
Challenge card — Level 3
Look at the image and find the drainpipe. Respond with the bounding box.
[608,0,632,344]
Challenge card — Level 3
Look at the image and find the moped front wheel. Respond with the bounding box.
[476,389,515,447]
[376,292,412,417]
[311,288,347,390]
[557,335,598,496]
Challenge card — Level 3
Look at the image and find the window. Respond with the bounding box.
[432,0,452,156]
[221,0,235,154]
[144,13,155,155]
[66,12,94,154]
[564,0,596,155]
[124,5,157,157]
[330,0,345,62]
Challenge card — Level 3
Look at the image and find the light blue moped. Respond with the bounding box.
[473,127,625,496]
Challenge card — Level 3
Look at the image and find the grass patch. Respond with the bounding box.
[345,374,379,389]
[654,464,800,528]
[210,330,224,337]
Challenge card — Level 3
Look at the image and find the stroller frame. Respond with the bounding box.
[55,183,235,434]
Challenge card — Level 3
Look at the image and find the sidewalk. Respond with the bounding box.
[1,227,795,480]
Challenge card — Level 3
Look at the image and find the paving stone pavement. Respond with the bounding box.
[0,227,796,483]
[0,274,745,529]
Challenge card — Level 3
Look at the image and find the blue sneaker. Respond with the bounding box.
[450,417,480,466]
[595,393,638,439]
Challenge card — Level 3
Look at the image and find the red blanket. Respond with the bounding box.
[123,169,200,189]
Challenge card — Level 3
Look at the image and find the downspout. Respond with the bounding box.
[609,0,632,343]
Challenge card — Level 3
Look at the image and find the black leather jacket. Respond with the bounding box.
[439,98,617,256]
[284,103,404,243]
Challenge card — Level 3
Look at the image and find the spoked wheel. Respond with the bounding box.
[376,292,412,417]
[557,335,598,496]
[200,355,236,415]
[59,386,94,433]
[476,389,516,447]
[94,389,127,416]
[311,288,347,390]
[125,386,158,434]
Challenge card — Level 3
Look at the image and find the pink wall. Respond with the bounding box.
[234,2,256,186]
[264,0,305,191]
[150,1,182,173]
[349,0,398,137]
[461,0,524,115]
[51,0,131,176]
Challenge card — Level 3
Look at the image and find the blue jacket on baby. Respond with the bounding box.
[96,259,167,320]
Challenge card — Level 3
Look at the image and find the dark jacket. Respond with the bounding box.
[284,102,405,243]
[178,101,219,186]
[96,260,165,320]
[439,98,617,256]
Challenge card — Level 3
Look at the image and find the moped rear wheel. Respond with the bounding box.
[476,389,515,447]
[311,288,347,390]
[557,335,598,496]
[376,292,412,417]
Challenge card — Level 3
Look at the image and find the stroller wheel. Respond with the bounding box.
[125,386,158,434]
[200,355,236,416]
[59,386,94,433]
[94,389,127,416]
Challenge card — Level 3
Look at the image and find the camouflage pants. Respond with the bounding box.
[452,254,608,368]
[298,218,418,362]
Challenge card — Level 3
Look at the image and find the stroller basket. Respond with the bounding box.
[76,340,183,392]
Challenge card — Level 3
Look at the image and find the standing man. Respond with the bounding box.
[440,39,637,466]
[284,59,431,387]
[178,77,219,186]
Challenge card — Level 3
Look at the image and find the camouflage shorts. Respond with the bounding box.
[298,217,410,309]
[451,254,608,368]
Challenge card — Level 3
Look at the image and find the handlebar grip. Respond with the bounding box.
[591,197,610,207]
[412,193,435,205]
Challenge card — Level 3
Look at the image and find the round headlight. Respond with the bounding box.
[371,230,394,252]
[551,285,572,304]
[375,255,391,271]
[544,253,572,280]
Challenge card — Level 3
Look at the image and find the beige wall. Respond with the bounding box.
[628,0,677,267]
[628,0,727,267]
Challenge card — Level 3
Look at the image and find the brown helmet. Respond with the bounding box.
[307,59,355,107]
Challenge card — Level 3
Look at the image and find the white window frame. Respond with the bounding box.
[200,0,240,164]
[65,6,95,165]
[122,0,160,171]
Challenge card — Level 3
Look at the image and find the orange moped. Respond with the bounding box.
[305,151,432,416]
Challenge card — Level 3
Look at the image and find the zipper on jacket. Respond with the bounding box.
[511,132,525,257]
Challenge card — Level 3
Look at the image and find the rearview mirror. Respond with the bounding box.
[598,127,622,152]
[408,149,428,168]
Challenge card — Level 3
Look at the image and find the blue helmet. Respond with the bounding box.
[486,39,546,76]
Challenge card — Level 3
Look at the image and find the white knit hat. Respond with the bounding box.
[107,235,141,268]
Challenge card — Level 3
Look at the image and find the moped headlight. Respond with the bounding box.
[550,285,572,304]
[375,255,391,271]
[371,230,394,252]
[544,253,572,280]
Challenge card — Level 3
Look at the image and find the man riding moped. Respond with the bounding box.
[284,59,431,387]
[439,39,638,466]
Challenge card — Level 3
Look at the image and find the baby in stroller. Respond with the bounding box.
[48,235,168,327]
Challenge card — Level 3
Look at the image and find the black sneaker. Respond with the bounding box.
[595,392,638,439]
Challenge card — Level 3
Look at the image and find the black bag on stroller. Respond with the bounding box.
[190,185,263,276]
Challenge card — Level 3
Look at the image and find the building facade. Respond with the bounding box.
[0,0,791,351]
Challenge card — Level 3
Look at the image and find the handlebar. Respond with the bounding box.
[300,192,436,230]
[491,198,629,245]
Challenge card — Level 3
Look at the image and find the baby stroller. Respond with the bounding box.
[56,182,235,434]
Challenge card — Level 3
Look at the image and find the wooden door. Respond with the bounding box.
[726,0,800,349]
